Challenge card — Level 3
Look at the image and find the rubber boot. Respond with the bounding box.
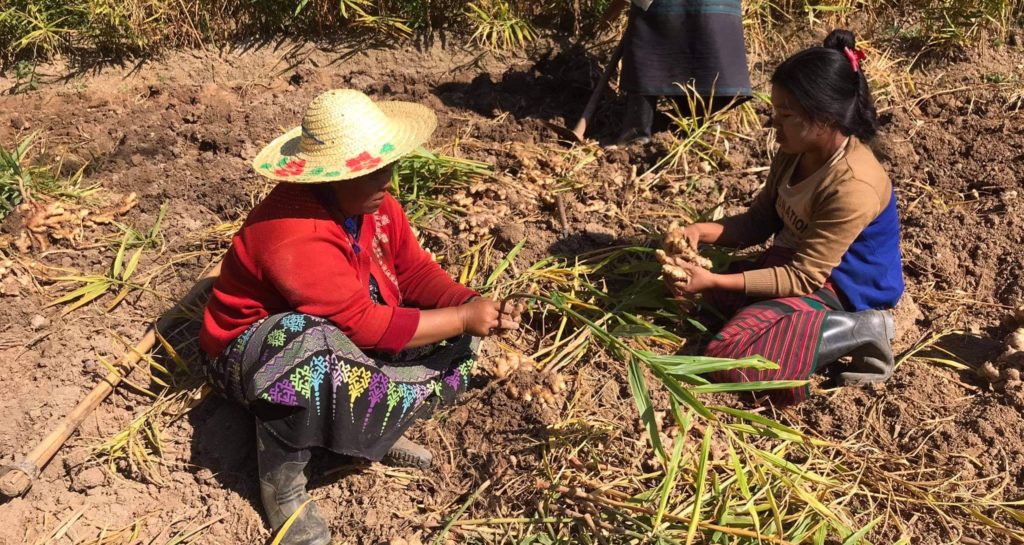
[609,94,655,147]
[382,435,433,470]
[817,309,896,386]
[256,422,331,545]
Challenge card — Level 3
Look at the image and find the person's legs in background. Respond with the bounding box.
[612,93,752,147]
[612,93,657,146]
[662,94,751,129]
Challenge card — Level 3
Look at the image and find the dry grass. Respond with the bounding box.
[0,133,97,222]
[466,0,537,51]
[3,0,1020,67]
[654,84,755,176]
[0,0,606,64]
[88,291,210,484]
[33,508,219,545]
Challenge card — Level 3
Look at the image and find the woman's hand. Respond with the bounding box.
[684,224,705,249]
[669,222,730,250]
[458,297,521,337]
[668,264,717,296]
[668,268,746,296]
[676,224,705,250]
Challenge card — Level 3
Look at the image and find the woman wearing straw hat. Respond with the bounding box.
[199,89,521,544]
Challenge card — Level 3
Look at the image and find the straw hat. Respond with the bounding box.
[252,89,437,183]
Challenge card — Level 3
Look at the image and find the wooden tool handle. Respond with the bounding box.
[0,261,222,498]
[572,42,626,139]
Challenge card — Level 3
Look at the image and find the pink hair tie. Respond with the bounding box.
[843,47,866,72]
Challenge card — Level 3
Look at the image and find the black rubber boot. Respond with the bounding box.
[609,93,655,147]
[382,435,433,470]
[817,309,896,386]
[256,422,331,545]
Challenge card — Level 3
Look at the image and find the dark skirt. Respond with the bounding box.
[621,0,752,98]
[703,247,847,405]
[204,312,477,461]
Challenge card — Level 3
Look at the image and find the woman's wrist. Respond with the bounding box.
[714,272,746,292]
[699,222,721,243]
[455,303,470,334]
[695,224,709,244]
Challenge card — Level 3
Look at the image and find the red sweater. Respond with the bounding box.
[200,184,478,356]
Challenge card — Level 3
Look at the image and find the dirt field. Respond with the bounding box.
[1,27,1023,545]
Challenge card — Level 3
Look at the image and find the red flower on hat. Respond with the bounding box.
[274,158,306,177]
[346,151,382,173]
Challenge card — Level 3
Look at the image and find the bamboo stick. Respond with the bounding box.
[0,262,222,498]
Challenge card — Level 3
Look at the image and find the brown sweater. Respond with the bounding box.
[718,137,892,298]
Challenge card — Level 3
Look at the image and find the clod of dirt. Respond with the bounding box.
[0,274,23,296]
[10,113,29,130]
[72,467,106,491]
[29,315,49,330]
[1007,328,1024,352]
[389,532,425,545]
[495,221,527,248]
[892,295,925,348]
[1015,305,1024,325]
[997,327,1024,367]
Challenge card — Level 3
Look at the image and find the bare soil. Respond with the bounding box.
[0,34,1022,545]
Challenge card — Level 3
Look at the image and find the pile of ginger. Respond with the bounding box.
[656,222,712,288]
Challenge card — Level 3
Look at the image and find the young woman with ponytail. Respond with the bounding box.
[666,30,905,405]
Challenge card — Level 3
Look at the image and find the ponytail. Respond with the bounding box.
[772,29,879,140]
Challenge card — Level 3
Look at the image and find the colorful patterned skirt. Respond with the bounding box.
[703,247,847,405]
[204,312,477,461]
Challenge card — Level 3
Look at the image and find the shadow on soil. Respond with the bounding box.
[433,45,624,140]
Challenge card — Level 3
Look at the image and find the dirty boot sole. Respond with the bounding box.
[837,310,896,387]
[382,436,433,470]
[272,504,332,545]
